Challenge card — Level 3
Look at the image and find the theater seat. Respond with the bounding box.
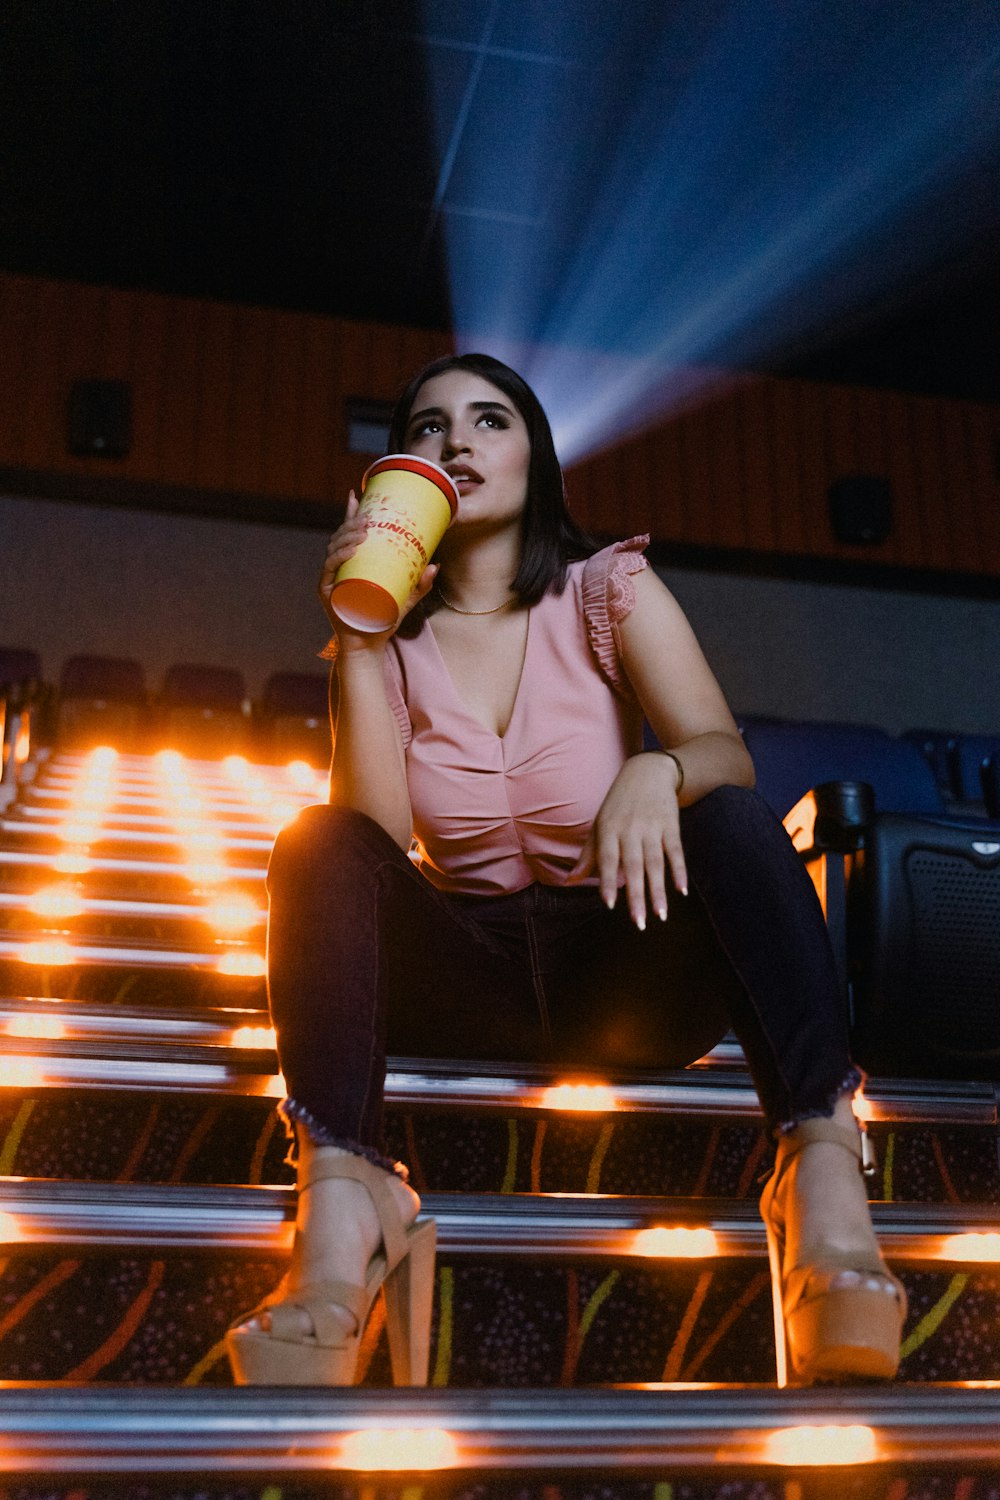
[742,718,1000,1081]
[948,734,1000,808]
[903,729,1000,810]
[159,663,248,757]
[901,728,960,803]
[740,718,944,820]
[257,672,330,766]
[854,808,1000,1075]
[0,648,42,692]
[57,654,147,751]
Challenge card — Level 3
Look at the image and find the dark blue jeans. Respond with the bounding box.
[265,786,859,1169]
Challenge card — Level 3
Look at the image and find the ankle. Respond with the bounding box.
[779,1142,879,1267]
[289,1146,421,1289]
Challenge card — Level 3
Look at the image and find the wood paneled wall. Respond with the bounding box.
[569,374,1000,578]
[0,272,453,511]
[2,272,997,580]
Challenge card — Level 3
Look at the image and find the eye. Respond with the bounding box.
[409,417,443,438]
[477,409,510,430]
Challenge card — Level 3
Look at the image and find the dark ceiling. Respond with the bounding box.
[2,0,998,402]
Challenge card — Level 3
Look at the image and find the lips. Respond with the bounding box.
[445,465,483,489]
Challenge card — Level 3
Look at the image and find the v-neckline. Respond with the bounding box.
[427,607,532,742]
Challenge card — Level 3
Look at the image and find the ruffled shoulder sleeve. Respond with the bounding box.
[581,535,650,693]
[317,636,412,750]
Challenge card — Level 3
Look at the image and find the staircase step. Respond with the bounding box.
[2,1183,1000,1386]
[0,963,264,1007]
[3,997,997,1120]
[5,1087,1000,1202]
[0,891,267,948]
[0,846,267,891]
[0,996,270,1043]
[0,934,259,970]
[4,746,1000,1480]
[13,801,279,833]
[0,820,276,854]
[3,1016,999,1197]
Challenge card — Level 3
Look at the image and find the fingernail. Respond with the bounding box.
[605,895,616,910]
[679,886,689,897]
[657,907,667,922]
[635,916,645,932]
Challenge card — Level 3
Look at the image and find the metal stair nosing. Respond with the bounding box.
[0,935,249,970]
[0,820,275,852]
[2,1177,999,1260]
[0,1385,998,1474]
[0,891,266,926]
[3,1011,999,1123]
[0,848,267,880]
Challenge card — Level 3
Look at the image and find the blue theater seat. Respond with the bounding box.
[901,728,960,802]
[739,718,943,820]
[903,729,1000,808]
[949,734,1000,806]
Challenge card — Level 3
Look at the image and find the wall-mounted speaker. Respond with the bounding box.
[828,474,892,546]
[344,396,393,456]
[67,379,132,459]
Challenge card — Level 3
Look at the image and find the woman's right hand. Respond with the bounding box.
[318,491,438,653]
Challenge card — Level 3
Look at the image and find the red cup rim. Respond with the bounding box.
[361,454,459,517]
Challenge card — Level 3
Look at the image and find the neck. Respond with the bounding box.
[435,528,521,612]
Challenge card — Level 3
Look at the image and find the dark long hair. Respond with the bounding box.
[388,353,597,634]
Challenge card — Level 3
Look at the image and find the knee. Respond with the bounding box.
[681,783,786,853]
[688,782,773,822]
[267,804,395,891]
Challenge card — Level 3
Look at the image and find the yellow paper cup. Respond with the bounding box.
[330,455,460,632]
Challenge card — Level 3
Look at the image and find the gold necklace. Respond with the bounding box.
[437,587,514,616]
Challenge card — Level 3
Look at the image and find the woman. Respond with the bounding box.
[226,353,905,1389]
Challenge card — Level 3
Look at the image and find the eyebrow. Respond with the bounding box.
[407,399,517,425]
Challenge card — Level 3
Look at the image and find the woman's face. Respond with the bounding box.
[402,369,531,530]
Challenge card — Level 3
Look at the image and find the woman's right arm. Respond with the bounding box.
[318,493,435,851]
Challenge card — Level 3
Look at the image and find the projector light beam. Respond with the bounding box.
[419,0,1000,460]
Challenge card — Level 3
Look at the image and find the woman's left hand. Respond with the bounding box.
[567,753,687,929]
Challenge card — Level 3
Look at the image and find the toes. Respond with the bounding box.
[829,1269,900,1298]
[240,1313,270,1333]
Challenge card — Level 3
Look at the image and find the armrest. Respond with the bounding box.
[783,781,874,1010]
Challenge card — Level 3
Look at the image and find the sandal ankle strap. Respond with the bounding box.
[775,1118,864,1170]
[300,1149,409,1269]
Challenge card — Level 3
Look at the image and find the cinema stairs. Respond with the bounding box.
[1,747,999,1499]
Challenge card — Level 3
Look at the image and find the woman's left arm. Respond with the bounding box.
[569,567,754,927]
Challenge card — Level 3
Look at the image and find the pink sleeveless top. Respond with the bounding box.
[384,537,650,895]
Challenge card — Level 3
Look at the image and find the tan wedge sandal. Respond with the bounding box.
[759,1117,907,1386]
[226,1151,436,1387]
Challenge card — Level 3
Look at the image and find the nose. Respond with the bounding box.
[440,425,472,459]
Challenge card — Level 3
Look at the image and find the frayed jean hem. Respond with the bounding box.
[773,1065,865,1138]
[278,1098,409,1181]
